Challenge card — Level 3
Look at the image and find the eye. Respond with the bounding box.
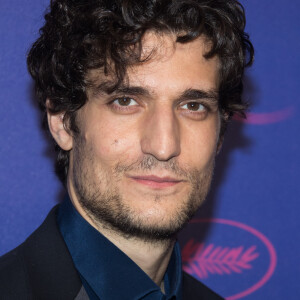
[181,102,206,112]
[113,97,138,107]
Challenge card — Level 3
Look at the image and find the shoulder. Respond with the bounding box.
[182,272,224,300]
[0,205,81,299]
[0,246,30,299]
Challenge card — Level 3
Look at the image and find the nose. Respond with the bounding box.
[140,106,181,161]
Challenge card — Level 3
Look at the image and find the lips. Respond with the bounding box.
[129,175,184,188]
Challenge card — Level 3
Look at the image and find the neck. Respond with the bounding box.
[96,225,175,288]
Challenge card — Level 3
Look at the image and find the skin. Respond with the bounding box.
[48,33,221,289]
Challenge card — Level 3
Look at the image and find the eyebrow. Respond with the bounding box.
[177,88,219,103]
[93,82,218,104]
[110,86,152,97]
[91,81,151,97]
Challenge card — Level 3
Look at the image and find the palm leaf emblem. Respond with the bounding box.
[182,239,259,278]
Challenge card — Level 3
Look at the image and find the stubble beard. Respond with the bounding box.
[72,140,215,243]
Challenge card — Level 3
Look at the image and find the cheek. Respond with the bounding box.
[181,121,219,168]
[82,118,140,167]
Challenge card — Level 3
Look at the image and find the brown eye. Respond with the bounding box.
[115,97,137,106]
[182,102,206,112]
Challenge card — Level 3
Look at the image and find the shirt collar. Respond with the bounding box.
[57,196,182,300]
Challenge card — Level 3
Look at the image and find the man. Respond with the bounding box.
[0,0,253,299]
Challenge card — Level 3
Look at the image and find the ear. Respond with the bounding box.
[216,111,229,154]
[216,136,224,154]
[46,100,73,151]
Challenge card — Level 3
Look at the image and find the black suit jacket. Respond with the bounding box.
[0,206,224,299]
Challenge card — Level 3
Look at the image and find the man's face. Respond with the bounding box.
[68,33,221,241]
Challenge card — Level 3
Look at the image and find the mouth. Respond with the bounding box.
[129,175,184,189]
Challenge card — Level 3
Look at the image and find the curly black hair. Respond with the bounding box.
[27,0,254,185]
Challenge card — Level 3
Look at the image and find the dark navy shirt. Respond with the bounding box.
[57,197,183,300]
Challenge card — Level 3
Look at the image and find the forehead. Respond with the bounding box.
[88,32,219,96]
[132,32,218,89]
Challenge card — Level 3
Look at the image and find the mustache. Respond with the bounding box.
[114,155,196,181]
